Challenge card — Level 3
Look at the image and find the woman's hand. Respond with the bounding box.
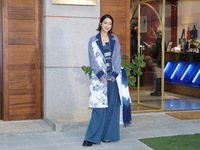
[107,76,115,82]
[101,78,106,83]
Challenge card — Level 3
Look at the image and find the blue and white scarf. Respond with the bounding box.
[117,68,132,126]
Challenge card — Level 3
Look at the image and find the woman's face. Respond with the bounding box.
[100,18,112,33]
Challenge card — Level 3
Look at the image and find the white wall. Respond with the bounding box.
[178,1,200,43]
[43,0,100,123]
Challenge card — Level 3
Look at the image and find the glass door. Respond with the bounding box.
[130,0,166,112]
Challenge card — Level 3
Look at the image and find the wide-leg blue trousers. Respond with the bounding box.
[84,80,120,144]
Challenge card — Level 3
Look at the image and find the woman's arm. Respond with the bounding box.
[111,36,121,78]
[88,37,106,80]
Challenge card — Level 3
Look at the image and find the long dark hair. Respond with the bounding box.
[97,14,114,34]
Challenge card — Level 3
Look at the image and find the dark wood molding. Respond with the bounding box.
[0,0,2,119]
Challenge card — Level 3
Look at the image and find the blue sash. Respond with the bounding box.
[121,68,132,126]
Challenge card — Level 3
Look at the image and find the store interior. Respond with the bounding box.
[130,0,200,112]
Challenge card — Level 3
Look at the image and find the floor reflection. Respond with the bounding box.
[130,89,200,111]
[164,99,200,111]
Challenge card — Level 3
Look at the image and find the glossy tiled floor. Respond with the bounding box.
[130,89,200,112]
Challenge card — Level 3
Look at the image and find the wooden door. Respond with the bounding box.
[100,0,130,55]
[2,0,43,120]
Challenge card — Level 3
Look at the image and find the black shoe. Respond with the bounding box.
[82,141,93,147]
[150,91,161,96]
[150,78,161,96]
[102,140,111,143]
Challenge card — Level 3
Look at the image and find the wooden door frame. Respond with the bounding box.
[38,0,44,120]
[0,0,2,119]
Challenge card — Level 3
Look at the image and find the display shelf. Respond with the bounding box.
[165,52,200,62]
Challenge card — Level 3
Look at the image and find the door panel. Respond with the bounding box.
[8,45,35,64]
[2,0,42,120]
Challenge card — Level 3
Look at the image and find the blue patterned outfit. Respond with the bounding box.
[84,33,122,144]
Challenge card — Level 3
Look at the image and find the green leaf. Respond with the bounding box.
[139,54,145,60]
[129,63,134,68]
[137,70,143,75]
[82,66,87,71]
[124,53,129,58]
[125,68,131,76]
[128,76,136,86]
[81,66,92,78]
[140,61,146,68]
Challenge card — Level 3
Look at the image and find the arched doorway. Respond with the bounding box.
[131,0,166,112]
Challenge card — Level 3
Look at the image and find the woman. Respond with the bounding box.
[145,20,162,96]
[83,14,122,147]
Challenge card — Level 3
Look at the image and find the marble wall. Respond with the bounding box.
[43,0,100,123]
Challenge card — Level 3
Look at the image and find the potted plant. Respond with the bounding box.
[121,53,146,86]
[81,53,146,86]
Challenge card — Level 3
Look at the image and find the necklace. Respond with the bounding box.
[102,36,109,43]
[101,31,109,43]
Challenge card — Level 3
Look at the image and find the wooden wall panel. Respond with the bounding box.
[8,46,35,64]
[100,0,130,56]
[8,69,35,90]
[8,0,35,20]
[2,0,42,120]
